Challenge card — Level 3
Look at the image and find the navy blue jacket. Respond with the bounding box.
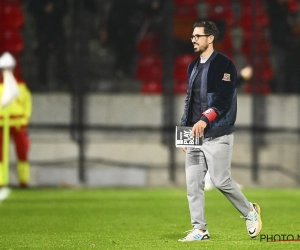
[180,51,237,138]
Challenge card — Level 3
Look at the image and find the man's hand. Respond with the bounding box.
[191,120,207,138]
[182,147,187,153]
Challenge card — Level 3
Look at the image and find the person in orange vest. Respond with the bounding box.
[0,72,32,187]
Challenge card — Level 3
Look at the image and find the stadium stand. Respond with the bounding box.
[0,0,24,80]
[136,30,163,93]
[172,0,272,94]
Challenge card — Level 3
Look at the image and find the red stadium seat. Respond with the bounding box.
[137,32,161,55]
[173,2,198,43]
[208,4,233,21]
[141,80,163,94]
[262,63,273,82]
[173,54,196,81]
[245,64,272,95]
[288,0,298,13]
[137,54,162,68]
[0,3,24,29]
[205,0,232,4]
[245,82,271,95]
[215,32,233,55]
[173,15,196,43]
[174,54,196,67]
[137,64,163,81]
[242,30,270,55]
[173,0,197,5]
[0,29,24,54]
[174,3,198,18]
[136,55,163,81]
[12,54,23,80]
[0,0,23,6]
[173,80,188,94]
[239,14,268,30]
[174,67,188,81]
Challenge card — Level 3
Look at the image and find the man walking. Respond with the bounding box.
[178,21,262,242]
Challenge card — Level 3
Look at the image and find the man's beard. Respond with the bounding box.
[194,43,209,54]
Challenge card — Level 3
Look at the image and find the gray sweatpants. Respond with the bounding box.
[185,133,251,230]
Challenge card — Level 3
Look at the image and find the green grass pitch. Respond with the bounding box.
[0,188,299,249]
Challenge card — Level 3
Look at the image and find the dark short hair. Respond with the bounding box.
[192,21,219,40]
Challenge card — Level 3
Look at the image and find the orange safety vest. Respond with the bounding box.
[0,81,32,127]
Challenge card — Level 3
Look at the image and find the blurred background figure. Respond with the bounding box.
[95,0,112,57]
[106,0,163,79]
[27,0,69,91]
[106,0,143,79]
[0,68,32,188]
[286,0,300,93]
[267,0,291,93]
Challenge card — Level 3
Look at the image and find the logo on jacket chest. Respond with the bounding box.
[222,73,231,81]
